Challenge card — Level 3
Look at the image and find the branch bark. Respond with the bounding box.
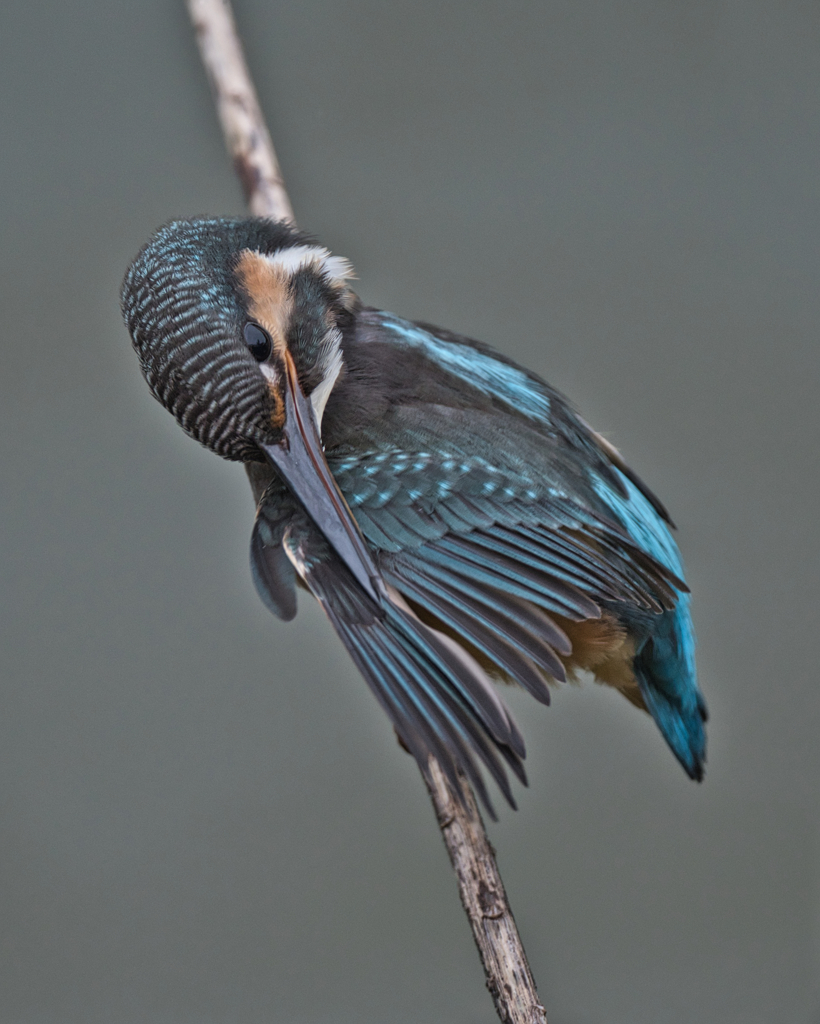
[184,2,547,1021]
[186,0,294,223]
[425,759,548,1023]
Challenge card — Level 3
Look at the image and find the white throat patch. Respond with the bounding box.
[309,327,343,430]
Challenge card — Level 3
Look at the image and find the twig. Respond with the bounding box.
[184,2,548,1021]
[425,759,548,1024]
[186,0,294,222]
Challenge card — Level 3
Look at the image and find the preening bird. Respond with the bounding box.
[122,217,707,814]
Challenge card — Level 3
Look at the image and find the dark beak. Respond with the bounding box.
[261,351,382,605]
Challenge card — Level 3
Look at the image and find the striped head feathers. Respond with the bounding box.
[121,217,356,461]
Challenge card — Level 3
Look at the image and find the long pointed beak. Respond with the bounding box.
[261,352,382,605]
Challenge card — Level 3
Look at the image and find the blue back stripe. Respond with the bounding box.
[379,315,551,421]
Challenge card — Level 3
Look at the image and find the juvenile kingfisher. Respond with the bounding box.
[122,217,706,813]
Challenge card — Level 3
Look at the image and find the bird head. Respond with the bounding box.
[121,216,355,462]
[121,217,380,602]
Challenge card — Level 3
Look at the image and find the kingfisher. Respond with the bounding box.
[121,216,706,814]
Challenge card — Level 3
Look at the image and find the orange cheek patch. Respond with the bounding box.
[268,381,285,430]
[234,249,293,356]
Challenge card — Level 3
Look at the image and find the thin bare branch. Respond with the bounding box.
[186,0,295,222]
[183,2,547,1020]
[425,759,548,1024]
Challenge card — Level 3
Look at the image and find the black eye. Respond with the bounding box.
[243,322,272,361]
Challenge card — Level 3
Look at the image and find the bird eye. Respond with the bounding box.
[243,322,273,361]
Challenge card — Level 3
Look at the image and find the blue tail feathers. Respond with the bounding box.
[633,597,707,780]
[593,471,707,779]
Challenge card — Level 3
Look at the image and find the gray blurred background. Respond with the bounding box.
[1,1,818,1021]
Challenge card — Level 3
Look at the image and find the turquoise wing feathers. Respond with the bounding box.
[251,307,706,810]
